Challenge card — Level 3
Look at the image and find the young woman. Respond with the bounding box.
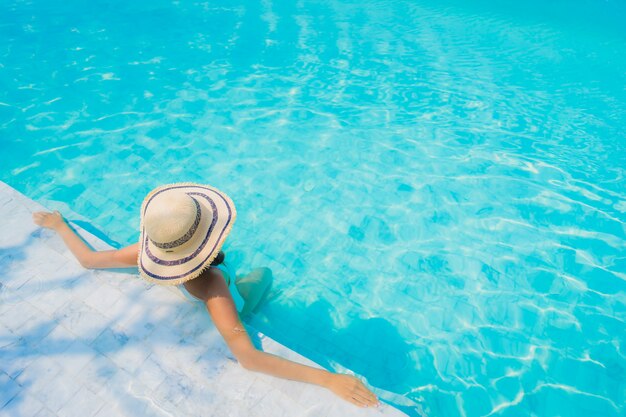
[32,183,379,408]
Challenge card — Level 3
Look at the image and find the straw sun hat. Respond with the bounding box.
[138,183,236,286]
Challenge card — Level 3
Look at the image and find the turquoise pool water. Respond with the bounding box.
[2,0,625,415]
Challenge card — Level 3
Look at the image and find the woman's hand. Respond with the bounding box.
[33,210,65,231]
[325,373,380,408]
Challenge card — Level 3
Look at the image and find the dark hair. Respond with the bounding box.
[211,251,225,266]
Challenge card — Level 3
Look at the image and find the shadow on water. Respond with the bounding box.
[70,219,124,249]
[249,296,431,416]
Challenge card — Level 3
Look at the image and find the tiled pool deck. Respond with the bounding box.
[0,182,406,417]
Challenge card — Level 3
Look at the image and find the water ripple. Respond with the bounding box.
[1,0,625,416]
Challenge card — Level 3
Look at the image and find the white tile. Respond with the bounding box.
[52,301,109,341]
[175,395,220,417]
[0,300,41,334]
[22,282,73,317]
[1,338,40,379]
[207,398,250,417]
[62,277,105,307]
[140,325,182,363]
[0,285,23,317]
[92,403,126,417]
[15,356,64,394]
[181,346,230,383]
[166,308,210,340]
[168,335,212,367]
[241,378,276,409]
[107,299,156,341]
[131,354,169,392]
[374,403,402,416]
[142,284,180,305]
[106,343,150,374]
[152,370,194,405]
[43,236,77,259]
[0,372,21,408]
[91,328,131,355]
[33,407,57,417]
[10,308,57,347]
[1,394,45,417]
[91,328,150,373]
[37,248,84,273]
[95,371,164,417]
[55,340,99,376]
[20,246,68,282]
[36,323,76,356]
[75,354,117,395]
[326,401,366,417]
[248,388,300,417]
[84,284,123,316]
[0,257,38,290]
[213,364,256,400]
[93,270,147,294]
[56,386,105,417]
[269,376,309,403]
[36,376,80,412]
[0,321,13,342]
[301,403,333,417]
[296,383,335,409]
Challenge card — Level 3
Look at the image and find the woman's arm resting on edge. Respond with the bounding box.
[202,270,380,408]
[33,210,138,269]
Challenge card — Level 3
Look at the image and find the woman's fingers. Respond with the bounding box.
[32,211,62,229]
[356,384,379,404]
[328,373,380,408]
[354,389,379,407]
[350,394,374,407]
[350,378,378,404]
[32,212,44,225]
[346,393,369,407]
[346,383,379,407]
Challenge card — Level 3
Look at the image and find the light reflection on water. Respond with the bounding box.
[1,0,625,415]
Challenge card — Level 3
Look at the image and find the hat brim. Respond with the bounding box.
[138,183,236,286]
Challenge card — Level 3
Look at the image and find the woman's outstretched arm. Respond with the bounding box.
[33,210,138,269]
[200,269,380,408]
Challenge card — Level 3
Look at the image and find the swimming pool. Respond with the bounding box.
[2,0,625,415]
